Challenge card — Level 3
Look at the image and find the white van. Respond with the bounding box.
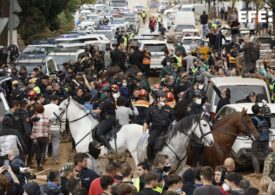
[138,40,168,70]
[205,77,271,114]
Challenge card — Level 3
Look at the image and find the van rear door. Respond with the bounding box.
[144,43,168,70]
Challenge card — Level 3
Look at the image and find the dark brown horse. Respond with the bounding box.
[187,110,260,169]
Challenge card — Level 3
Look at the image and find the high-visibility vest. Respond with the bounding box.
[122,36,128,47]
[174,55,182,68]
[167,100,176,108]
[133,100,150,108]
[142,12,146,18]
[154,186,163,193]
[129,33,135,41]
[229,56,236,64]
[33,86,41,94]
[212,23,217,29]
[133,177,141,191]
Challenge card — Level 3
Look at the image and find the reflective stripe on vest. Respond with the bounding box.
[134,100,150,108]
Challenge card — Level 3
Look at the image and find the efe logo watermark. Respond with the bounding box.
[238,11,273,23]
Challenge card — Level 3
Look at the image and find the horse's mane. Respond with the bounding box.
[70,98,86,111]
[214,112,241,129]
[170,114,201,139]
[174,98,193,121]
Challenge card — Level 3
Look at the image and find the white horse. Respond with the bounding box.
[52,97,214,172]
[51,97,144,165]
[137,113,214,175]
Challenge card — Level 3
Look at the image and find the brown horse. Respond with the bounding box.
[187,110,260,169]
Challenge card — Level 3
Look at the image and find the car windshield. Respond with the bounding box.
[113,19,124,24]
[23,46,53,54]
[49,55,77,66]
[180,7,193,11]
[94,31,113,40]
[86,16,97,20]
[254,38,272,44]
[16,63,44,73]
[182,39,201,45]
[110,1,127,7]
[160,2,169,5]
[214,85,268,105]
[126,17,136,23]
[144,44,167,52]
[175,25,195,32]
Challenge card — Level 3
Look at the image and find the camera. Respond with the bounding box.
[261,100,271,117]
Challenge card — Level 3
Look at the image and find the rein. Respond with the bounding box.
[213,114,255,140]
[167,113,211,173]
[53,98,95,148]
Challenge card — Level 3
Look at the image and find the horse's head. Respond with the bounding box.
[238,108,260,140]
[50,98,70,124]
[192,113,214,147]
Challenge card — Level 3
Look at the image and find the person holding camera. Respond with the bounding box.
[251,104,271,174]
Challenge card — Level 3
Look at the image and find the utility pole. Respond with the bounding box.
[0,0,9,46]
[9,0,13,45]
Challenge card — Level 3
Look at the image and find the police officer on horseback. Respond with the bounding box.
[251,103,271,174]
[143,90,174,162]
[92,86,116,154]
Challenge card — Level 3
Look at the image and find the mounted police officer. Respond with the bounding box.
[251,103,271,174]
[92,86,117,154]
[143,90,174,162]
[187,89,205,166]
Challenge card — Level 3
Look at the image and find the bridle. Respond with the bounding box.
[53,97,91,124]
[214,113,256,141]
[53,97,95,148]
[166,113,213,173]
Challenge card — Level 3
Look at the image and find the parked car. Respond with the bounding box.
[133,5,145,14]
[167,24,196,43]
[215,103,275,166]
[205,77,271,115]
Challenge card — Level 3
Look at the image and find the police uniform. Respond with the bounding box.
[263,152,275,177]
[133,100,150,125]
[96,98,116,152]
[145,104,174,161]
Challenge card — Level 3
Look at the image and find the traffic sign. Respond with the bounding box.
[11,14,19,29]
[0,17,8,34]
[13,0,22,13]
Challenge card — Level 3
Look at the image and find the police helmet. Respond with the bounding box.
[193,90,202,98]
[156,90,165,98]
[194,75,204,83]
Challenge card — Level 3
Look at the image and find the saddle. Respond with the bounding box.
[153,131,169,153]
[92,120,122,145]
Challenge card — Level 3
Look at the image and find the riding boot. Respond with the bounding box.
[147,144,154,163]
[99,135,115,154]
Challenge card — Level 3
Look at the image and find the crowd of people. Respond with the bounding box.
[1,2,275,195]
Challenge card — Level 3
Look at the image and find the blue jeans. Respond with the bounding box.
[202,24,208,36]
[51,131,60,161]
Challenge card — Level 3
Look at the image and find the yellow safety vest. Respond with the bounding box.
[33,86,41,94]
[133,177,140,192]
[142,12,146,18]
[154,186,163,193]
[122,36,128,47]
[212,23,217,29]
[174,55,182,68]
[229,56,236,64]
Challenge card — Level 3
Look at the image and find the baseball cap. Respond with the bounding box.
[249,92,256,97]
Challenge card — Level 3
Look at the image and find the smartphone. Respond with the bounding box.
[3,160,9,169]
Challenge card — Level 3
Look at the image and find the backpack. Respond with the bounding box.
[252,116,269,141]
[250,46,260,62]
